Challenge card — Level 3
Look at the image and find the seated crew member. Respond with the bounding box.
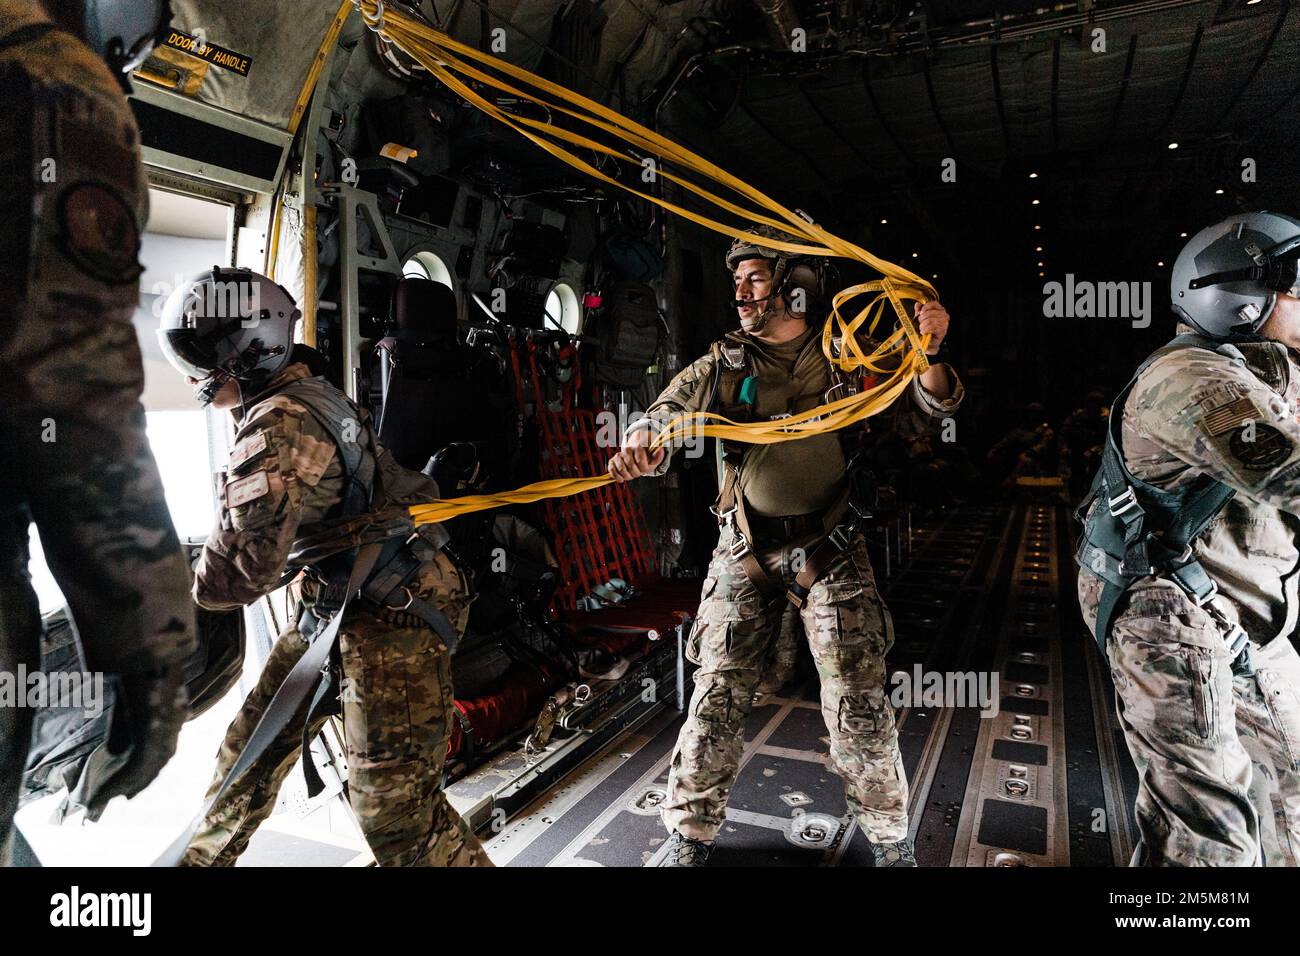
[157,268,489,867]
[1077,212,1300,866]
[608,225,964,866]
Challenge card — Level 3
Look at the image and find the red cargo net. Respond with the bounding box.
[448,657,566,760]
[509,334,654,610]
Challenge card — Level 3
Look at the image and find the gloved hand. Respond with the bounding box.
[83,665,189,819]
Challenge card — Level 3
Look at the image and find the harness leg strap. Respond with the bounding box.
[714,463,778,598]
[787,487,854,609]
[301,669,338,799]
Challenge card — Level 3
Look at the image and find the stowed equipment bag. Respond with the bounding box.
[588,281,663,388]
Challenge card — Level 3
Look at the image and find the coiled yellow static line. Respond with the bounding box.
[353,1,935,525]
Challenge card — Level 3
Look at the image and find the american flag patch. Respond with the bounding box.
[1200,396,1259,437]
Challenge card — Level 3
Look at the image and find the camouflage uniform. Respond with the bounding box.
[181,363,489,867]
[674,526,906,840]
[1078,326,1300,866]
[634,328,963,844]
[0,3,195,864]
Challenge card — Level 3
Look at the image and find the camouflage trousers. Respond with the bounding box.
[182,598,490,867]
[0,519,41,867]
[1079,573,1300,866]
[663,526,908,844]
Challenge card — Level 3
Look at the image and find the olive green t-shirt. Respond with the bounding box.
[641,324,964,520]
[733,327,848,517]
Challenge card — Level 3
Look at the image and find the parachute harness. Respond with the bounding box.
[349,1,936,526]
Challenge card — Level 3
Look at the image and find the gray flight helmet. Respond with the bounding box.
[1171,211,1300,341]
[81,0,172,75]
[157,267,301,406]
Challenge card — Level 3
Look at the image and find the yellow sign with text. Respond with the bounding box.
[162,30,253,77]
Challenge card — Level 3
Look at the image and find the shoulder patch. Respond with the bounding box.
[1228,424,1292,471]
[229,430,270,470]
[1200,396,1261,437]
[227,470,270,507]
[57,182,142,285]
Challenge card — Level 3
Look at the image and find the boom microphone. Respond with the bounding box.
[732,294,777,308]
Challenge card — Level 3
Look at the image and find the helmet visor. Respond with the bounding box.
[157,327,223,380]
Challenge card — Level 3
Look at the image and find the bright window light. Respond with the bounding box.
[403,251,455,288]
[545,281,582,334]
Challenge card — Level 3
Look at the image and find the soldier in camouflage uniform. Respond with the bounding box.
[1077,212,1300,866]
[0,0,196,865]
[609,227,962,866]
[158,269,488,867]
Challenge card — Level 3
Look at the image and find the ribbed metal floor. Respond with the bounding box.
[482,501,1139,867]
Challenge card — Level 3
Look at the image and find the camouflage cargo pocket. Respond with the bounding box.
[692,676,742,724]
[1110,608,1233,743]
[684,576,716,665]
[836,691,885,736]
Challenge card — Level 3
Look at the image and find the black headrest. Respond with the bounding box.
[391,277,458,341]
[423,442,484,496]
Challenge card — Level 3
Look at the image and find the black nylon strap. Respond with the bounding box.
[402,594,461,652]
[1085,333,1237,655]
[1164,479,1237,550]
[1093,578,1127,659]
[153,541,386,866]
[0,23,61,54]
[300,671,338,799]
[786,486,854,609]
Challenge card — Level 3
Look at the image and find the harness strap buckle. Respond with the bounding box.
[710,502,737,524]
[1191,578,1218,608]
[1108,486,1139,517]
[720,343,747,370]
[1225,623,1249,660]
[828,525,853,552]
[1196,588,1251,664]
[729,533,752,560]
[382,585,416,612]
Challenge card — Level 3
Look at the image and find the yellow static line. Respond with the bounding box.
[348,1,937,525]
